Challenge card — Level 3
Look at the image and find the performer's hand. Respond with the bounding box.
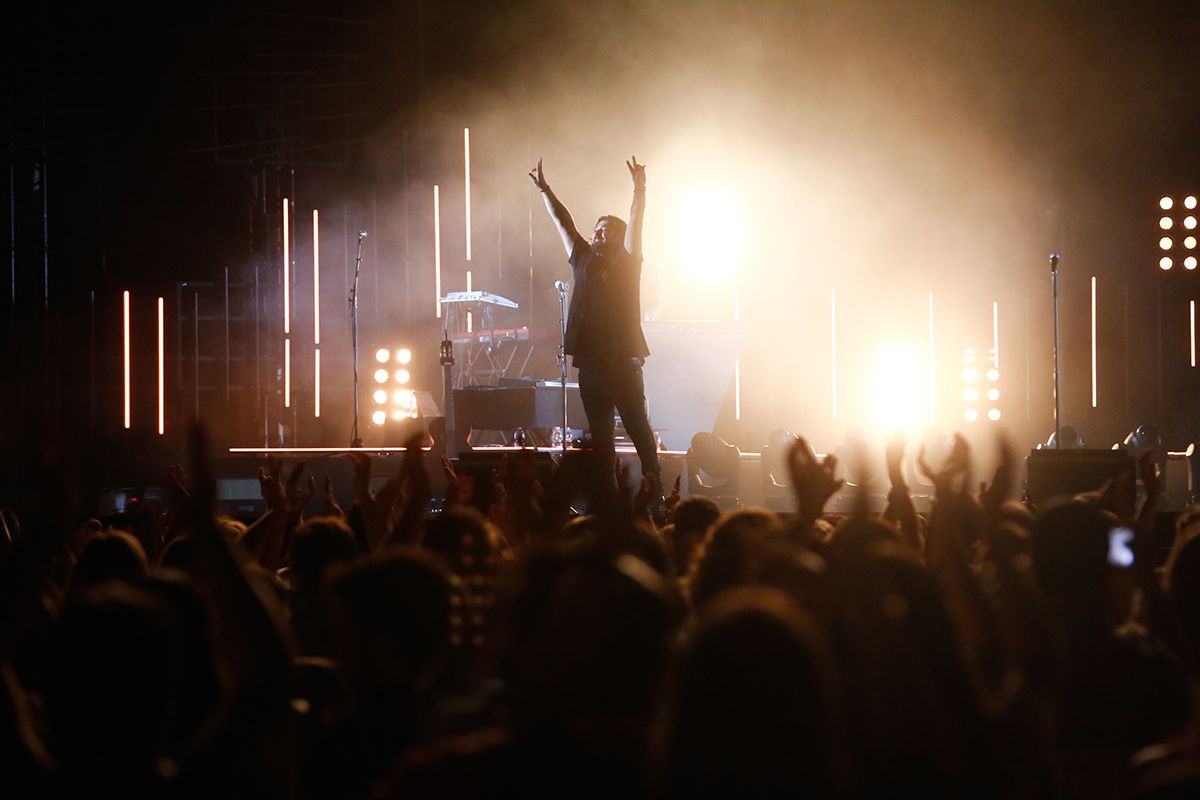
[626,156,645,190]
[528,157,548,191]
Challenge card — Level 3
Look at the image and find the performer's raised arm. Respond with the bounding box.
[529,158,580,258]
[625,156,646,261]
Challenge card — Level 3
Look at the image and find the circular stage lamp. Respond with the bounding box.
[374,368,388,383]
[1160,196,1174,210]
[373,389,387,404]
[396,348,412,364]
[375,348,390,363]
[1161,216,1174,230]
[1188,257,1198,271]
[964,409,979,422]
[1160,236,1174,250]
[1161,257,1174,270]
[371,410,386,426]
[395,369,411,384]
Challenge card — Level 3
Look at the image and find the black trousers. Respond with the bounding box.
[577,361,661,481]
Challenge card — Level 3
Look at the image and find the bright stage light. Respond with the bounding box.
[374,368,388,383]
[987,387,1000,402]
[376,348,390,363]
[371,410,386,426]
[391,389,418,420]
[395,369,410,384]
[1161,217,1174,230]
[1188,256,1198,270]
[868,343,924,431]
[986,368,999,382]
[964,409,979,422]
[1188,196,1198,210]
[1187,217,1198,230]
[373,389,387,404]
[396,348,412,364]
[1161,257,1174,270]
[964,388,978,402]
[987,408,1002,421]
[963,368,977,383]
[1160,237,1174,250]
[1161,197,1174,210]
[674,187,743,283]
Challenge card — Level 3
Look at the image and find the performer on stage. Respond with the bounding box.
[529,156,661,490]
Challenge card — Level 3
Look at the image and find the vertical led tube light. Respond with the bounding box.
[283,196,291,409]
[434,185,442,318]
[831,289,838,420]
[1191,300,1196,368]
[313,209,320,417]
[734,288,741,421]
[1090,276,1097,408]
[285,338,291,408]
[157,296,165,435]
[464,127,472,262]
[466,269,473,333]
[312,209,320,345]
[927,292,935,423]
[992,301,1000,369]
[282,197,290,335]
[123,290,131,429]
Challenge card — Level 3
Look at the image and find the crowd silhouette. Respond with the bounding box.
[3,422,1200,798]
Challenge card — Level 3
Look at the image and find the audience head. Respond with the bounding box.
[688,508,782,610]
[328,548,452,689]
[661,587,846,797]
[290,515,358,594]
[1032,500,1112,617]
[669,495,721,573]
[498,544,674,747]
[69,528,148,594]
[45,582,179,789]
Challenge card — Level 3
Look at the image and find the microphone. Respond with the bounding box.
[358,230,368,239]
[554,280,568,292]
[1049,252,1061,271]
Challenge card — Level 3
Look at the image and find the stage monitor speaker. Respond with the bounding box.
[1024,448,1135,508]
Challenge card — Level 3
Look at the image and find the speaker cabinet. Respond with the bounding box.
[1024,448,1135,508]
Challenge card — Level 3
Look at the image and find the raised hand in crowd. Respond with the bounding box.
[786,435,843,542]
[883,433,921,552]
[388,433,431,547]
[347,451,403,551]
[322,474,345,519]
[441,454,475,509]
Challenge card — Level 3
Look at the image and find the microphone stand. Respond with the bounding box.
[440,329,457,459]
[556,280,569,456]
[349,232,366,447]
[1050,252,1062,449]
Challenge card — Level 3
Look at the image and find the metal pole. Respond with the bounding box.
[350,231,365,446]
[441,330,456,458]
[557,280,568,455]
